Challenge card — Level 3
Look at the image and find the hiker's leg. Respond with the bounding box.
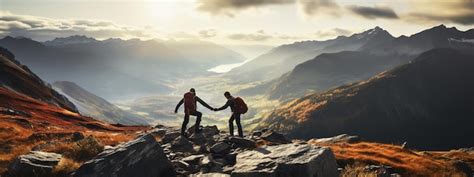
[228,114,235,136]
[181,114,190,136]
[235,113,243,137]
[193,111,202,132]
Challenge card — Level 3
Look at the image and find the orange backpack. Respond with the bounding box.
[184,92,196,114]
[233,97,248,114]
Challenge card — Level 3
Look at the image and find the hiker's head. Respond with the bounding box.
[190,88,196,95]
[224,91,232,99]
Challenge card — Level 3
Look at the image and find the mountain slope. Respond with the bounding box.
[260,48,474,150]
[266,25,474,101]
[52,81,149,125]
[227,27,394,82]
[0,47,77,112]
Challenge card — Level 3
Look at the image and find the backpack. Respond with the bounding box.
[183,92,196,114]
[233,97,248,114]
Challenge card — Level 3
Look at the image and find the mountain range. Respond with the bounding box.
[259,48,474,150]
[0,36,245,100]
[238,25,474,101]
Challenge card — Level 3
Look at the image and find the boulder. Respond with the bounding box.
[210,142,231,154]
[171,136,195,153]
[7,151,62,177]
[260,131,290,145]
[229,137,257,149]
[162,131,181,144]
[190,133,208,145]
[231,143,339,177]
[312,134,361,144]
[73,134,176,177]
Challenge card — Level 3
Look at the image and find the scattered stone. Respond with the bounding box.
[7,151,62,177]
[73,134,176,177]
[210,142,231,154]
[190,172,230,177]
[312,134,361,144]
[229,137,257,149]
[190,133,208,145]
[251,131,262,138]
[182,154,205,165]
[149,128,167,137]
[162,131,181,144]
[171,136,195,153]
[260,131,290,145]
[232,143,339,177]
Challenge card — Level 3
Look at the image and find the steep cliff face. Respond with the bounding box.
[261,49,474,150]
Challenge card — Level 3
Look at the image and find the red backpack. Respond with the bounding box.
[233,97,248,114]
[183,92,196,114]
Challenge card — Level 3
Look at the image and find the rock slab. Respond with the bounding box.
[231,143,339,177]
[8,151,62,177]
[73,134,176,177]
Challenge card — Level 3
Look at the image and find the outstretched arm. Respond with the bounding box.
[195,96,214,110]
[215,100,231,111]
[174,98,184,113]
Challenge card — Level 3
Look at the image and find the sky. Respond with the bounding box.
[1,0,474,46]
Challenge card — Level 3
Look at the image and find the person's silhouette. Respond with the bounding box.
[214,91,248,137]
[174,88,214,137]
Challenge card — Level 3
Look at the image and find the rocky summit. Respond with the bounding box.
[70,125,340,177]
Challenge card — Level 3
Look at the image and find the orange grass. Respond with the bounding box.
[309,141,471,176]
[0,87,148,174]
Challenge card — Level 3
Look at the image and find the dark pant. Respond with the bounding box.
[229,113,243,137]
[181,111,202,136]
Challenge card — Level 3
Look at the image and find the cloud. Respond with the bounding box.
[199,29,218,38]
[404,0,474,25]
[196,0,293,17]
[0,11,152,41]
[348,6,398,19]
[299,0,341,16]
[196,0,342,17]
[314,28,353,38]
[227,30,273,41]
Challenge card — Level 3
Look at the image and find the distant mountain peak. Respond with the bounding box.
[44,35,98,46]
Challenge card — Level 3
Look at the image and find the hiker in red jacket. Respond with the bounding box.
[174,88,214,137]
[214,91,248,137]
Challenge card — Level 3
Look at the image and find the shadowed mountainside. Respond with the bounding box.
[260,48,474,150]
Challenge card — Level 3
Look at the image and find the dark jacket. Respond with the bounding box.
[216,97,236,112]
[175,96,213,113]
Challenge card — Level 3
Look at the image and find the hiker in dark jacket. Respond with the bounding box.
[175,88,214,137]
[214,91,247,137]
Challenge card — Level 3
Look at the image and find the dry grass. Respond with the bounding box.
[310,141,471,176]
[0,87,148,174]
[52,158,82,177]
[340,162,379,177]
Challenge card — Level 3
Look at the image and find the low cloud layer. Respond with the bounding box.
[0,11,151,41]
[348,6,398,19]
[314,28,353,38]
[227,30,273,41]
